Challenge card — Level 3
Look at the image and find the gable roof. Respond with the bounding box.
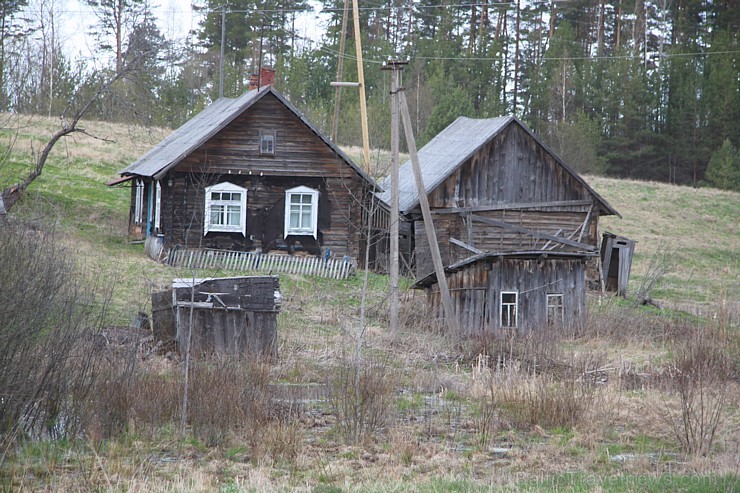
[377,116,618,217]
[120,86,379,189]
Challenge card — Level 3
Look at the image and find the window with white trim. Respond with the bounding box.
[500,291,518,328]
[204,182,247,235]
[134,179,144,224]
[154,180,161,231]
[547,294,564,326]
[284,186,319,238]
[260,130,275,155]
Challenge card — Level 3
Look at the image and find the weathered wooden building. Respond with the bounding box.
[114,86,384,269]
[600,232,636,297]
[152,276,280,358]
[378,116,620,333]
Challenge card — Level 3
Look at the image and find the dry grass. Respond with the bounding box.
[2,121,739,491]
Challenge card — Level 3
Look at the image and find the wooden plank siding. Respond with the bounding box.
[153,92,370,262]
[426,257,587,335]
[412,123,602,279]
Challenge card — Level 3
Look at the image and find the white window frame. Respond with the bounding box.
[284,185,319,238]
[204,182,247,236]
[154,180,161,231]
[134,179,144,224]
[260,130,275,155]
[547,293,564,326]
[500,291,518,328]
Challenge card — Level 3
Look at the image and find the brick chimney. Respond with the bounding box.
[250,67,276,90]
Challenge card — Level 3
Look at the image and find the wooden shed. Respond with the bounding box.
[417,252,592,334]
[378,116,620,332]
[600,232,636,297]
[113,86,386,273]
[152,276,280,358]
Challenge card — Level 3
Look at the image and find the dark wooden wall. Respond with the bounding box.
[413,123,601,279]
[155,92,369,261]
[426,257,587,335]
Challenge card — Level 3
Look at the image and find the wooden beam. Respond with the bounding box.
[469,214,596,251]
[450,237,484,254]
[351,0,371,173]
[430,200,593,215]
[398,90,460,335]
[577,203,594,243]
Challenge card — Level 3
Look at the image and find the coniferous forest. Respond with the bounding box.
[2,0,738,189]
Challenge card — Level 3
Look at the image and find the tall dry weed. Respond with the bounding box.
[664,328,734,456]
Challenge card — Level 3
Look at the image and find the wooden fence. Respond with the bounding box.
[166,248,355,279]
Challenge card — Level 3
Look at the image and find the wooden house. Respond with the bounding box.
[114,86,384,270]
[378,116,620,333]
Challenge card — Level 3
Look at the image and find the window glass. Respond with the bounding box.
[501,291,518,328]
[284,186,319,238]
[204,182,247,235]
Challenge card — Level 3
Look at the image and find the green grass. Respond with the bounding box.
[589,175,739,310]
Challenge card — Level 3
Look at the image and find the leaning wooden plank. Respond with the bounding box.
[450,237,485,254]
[470,214,596,251]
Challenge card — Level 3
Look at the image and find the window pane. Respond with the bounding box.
[301,194,312,204]
[301,210,311,228]
[290,194,301,204]
[290,211,300,229]
[211,192,221,201]
[502,293,516,304]
[227,206,240,226]
[211,205,224,225]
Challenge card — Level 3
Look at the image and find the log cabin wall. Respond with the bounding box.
[413,124,601,278]
[157,92,367,261]
[426,257,587,335]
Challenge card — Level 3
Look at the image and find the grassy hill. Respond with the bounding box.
[1,116,738,492]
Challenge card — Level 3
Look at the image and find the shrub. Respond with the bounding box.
[327,358,394,443]
[0,221,111,445]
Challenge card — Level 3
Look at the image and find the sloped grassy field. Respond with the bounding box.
[1,116,738,492]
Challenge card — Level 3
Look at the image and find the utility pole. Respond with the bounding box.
[382,59,407,335]
[398,88,460,336]
[351,0,371,173]
[331,0,350,143]
[330,0,372,174]
[219,5,226,98]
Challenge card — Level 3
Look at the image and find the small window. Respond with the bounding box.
[204,182,247,236]
[500,291,518,328]
[284,186,319,238]
[154,180,161,231]
[260,130,275,155]
[547,294,564,326]
[134,179,144,224]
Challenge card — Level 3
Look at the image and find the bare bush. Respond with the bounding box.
[327,358,394,443]
[0,221,111,446]
[664,329,733,456]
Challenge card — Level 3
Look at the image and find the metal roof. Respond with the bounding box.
[377,116,618,217]
[120,86,379,189]
[377,116,512,213]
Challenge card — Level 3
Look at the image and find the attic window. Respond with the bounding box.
[260,130,275,156]
[204,182,247,236]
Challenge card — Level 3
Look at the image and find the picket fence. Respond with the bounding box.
[166,248,355,279]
